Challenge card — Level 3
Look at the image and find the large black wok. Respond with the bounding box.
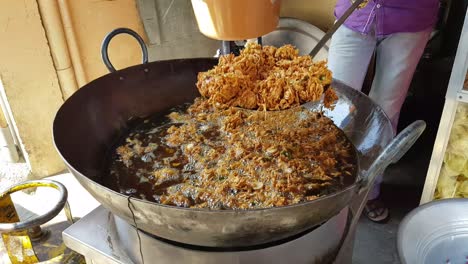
[53,28,425,247]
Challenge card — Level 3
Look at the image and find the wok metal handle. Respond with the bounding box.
[0,180,69,233]
[101,28,149,73]
[335,121,426,263]
[359,120,426,193]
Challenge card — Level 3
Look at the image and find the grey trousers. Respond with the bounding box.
[327,25,432,199]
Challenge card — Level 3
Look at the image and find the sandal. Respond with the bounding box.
[365,198,389,223]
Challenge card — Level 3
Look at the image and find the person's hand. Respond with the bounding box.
[350,0,369,9]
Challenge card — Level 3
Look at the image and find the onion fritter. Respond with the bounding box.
[110,99,356,209]
[197,43,336,110]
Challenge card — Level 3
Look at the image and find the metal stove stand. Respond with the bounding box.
[63,206,352,264]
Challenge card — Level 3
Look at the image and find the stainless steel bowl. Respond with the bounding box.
[262,17,330,61]
[397,198,468,264]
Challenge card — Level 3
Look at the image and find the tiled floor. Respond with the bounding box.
[352,184,423,264]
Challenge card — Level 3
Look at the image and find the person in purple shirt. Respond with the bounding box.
[328,0,440,222]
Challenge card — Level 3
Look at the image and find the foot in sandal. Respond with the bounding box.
[365,198,389,223]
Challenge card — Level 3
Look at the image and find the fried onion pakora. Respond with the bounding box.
[109,99,357,209]
[197,43,337,111]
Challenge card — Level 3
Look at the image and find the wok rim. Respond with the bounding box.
[52,57,366,214]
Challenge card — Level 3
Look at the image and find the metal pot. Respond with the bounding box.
[397,198,468,264]
[53,28,425,247]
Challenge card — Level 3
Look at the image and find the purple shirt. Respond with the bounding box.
[335,0,440,36]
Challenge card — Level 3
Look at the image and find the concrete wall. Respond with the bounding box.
[0,0,65,177]
[0,107,6,128]
[281,0,338,32]
[137,0,220,61]
[0,0,148,178]
[66,0,147,82]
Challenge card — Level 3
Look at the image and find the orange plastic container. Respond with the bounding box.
[191,0,281,40]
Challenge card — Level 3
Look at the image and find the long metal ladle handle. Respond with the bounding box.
[0,180,68,233]
[309,0,366,58]
[334,120,426,263]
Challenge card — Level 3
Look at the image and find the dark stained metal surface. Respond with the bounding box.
[53,57,397,247]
